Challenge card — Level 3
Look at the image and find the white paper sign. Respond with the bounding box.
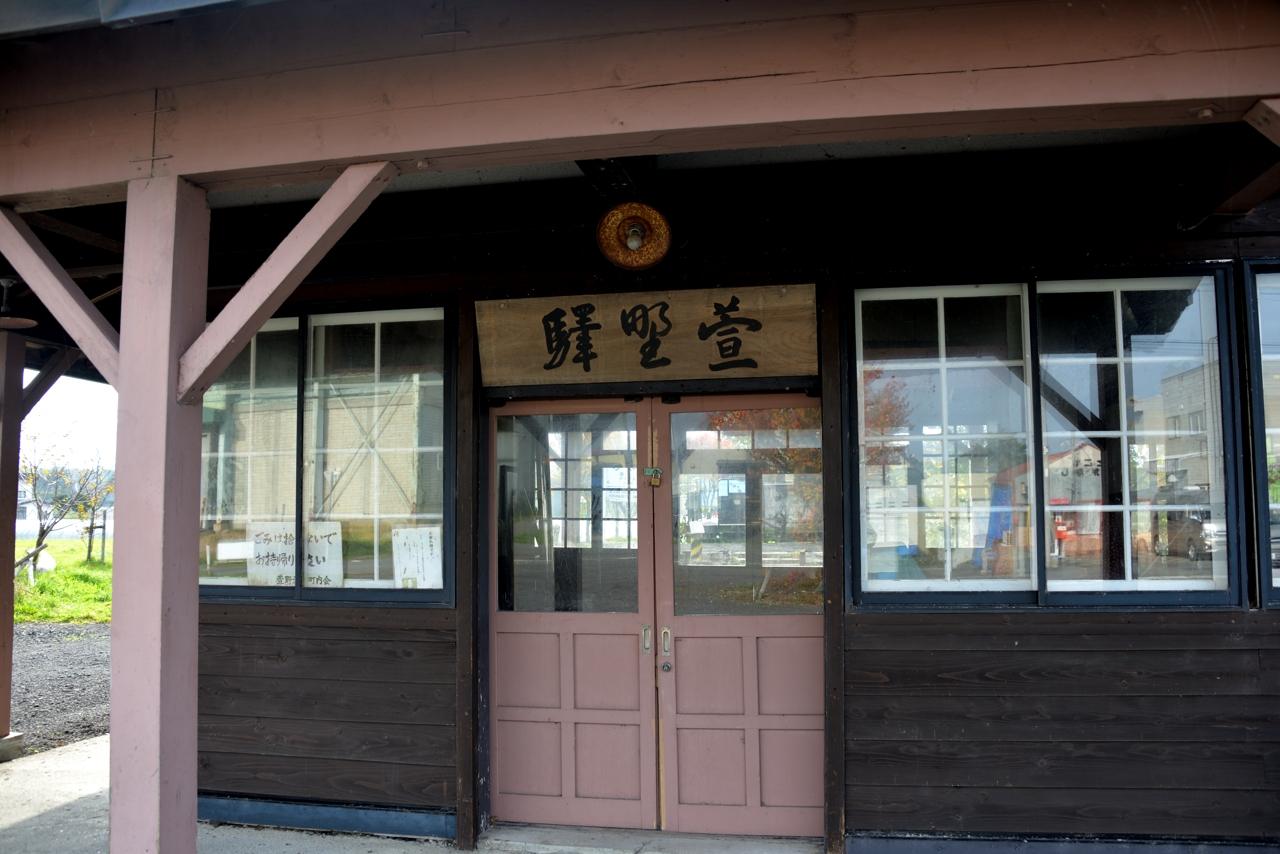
[304,521,344,587]
[392,526,444,589]
[246,523,296,586]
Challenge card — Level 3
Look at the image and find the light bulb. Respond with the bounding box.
[626,224,645,251]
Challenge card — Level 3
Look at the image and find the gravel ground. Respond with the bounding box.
[11,623,110,753]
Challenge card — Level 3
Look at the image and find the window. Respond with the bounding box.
[1251,269,1280,598]
[199,308,452,601]
[856,286,1035,594]
[854,275,1235,605]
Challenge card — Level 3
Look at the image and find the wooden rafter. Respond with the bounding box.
[176,161,396,405]
[0,207,120,387]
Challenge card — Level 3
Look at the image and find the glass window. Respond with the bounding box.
[671,407,823,615]
[854,276,1230,602]
[1255,272,1280,590]
[1039,278,1226,592]
[199,319,299,586]
[303,310,447,590]
[199,307,451,599]
[495,411,639,612]
[855,287,1035,592]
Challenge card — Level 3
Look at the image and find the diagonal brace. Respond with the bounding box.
[0,208,120,387]
[21,347,81,421]
[177,161,397,404]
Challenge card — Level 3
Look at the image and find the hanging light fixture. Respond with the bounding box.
[597,202,671,270]
[0,279,37,330]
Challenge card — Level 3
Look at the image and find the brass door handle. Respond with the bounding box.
[661,627,671,656]
[642,625,652,654]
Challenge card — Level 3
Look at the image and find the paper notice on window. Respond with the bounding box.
[304,521,343,587]
[392,526,444,589]
[246,522,296,586]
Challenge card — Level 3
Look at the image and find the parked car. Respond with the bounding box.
[1163,507,1223,562]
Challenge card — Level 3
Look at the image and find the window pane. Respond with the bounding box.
[944,295,1023,360]
[946,366,1026,434]
[1037,291,1117,357]
[861,299,938,360]
[858,288,1035,592]
[1121,284,1214,360]
[496,411,638,612]
[672,408,822,615]
[1040,277,1226,592]
[862,368,941,436]
[1130,506,1226,587]
[1046,509,1126,582]
[303,313,447,590]
[1041,362,1121,433]
[1257,274,1280,587]
[199,325,298,587]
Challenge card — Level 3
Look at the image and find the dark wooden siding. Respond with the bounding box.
[844,611,1280,838]
[198,604,457,810]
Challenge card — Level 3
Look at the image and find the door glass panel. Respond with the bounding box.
[672,408,823,615]
[496,412,639,612]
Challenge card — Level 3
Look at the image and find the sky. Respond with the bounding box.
[21,370,118,468]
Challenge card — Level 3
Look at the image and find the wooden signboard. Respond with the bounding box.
[476,285,816,388]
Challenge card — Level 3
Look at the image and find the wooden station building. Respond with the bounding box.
[1,2,1279,852]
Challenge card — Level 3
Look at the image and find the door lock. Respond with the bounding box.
[643,466,662,487]
[662,662,672,672]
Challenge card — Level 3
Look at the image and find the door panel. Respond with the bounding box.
[490,402,657,829]
[655,396,824,836]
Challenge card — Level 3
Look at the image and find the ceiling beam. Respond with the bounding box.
[176,160,396,405]
[0,207,120,387]
[20,212,124,255]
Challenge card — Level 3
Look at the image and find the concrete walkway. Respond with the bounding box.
[0,736,821,854]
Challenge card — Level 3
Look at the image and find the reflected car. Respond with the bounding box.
[1164,508,1223,562]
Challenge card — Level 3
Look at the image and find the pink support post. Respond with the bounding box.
[0,333,24,758]
[111,175,208,854]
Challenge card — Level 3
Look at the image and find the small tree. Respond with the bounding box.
[19,431,113,561]
[74,467,114,562]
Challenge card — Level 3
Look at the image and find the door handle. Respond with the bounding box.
[642,625,652,654]
[661,627,671,657]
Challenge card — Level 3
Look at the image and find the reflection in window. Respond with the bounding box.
[1039,278,1226,591]
[199,319,299,586]
[496,412,639,612]
[856,287,1035,591]
[303,310,446,589]
[1255,273,1280,588]
[672,408,823,614]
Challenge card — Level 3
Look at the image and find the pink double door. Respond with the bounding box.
[490,395,824,836]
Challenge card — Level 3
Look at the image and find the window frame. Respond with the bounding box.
[1244,260,1280,608]
[198,299,458,607]
[847,265,1246,610]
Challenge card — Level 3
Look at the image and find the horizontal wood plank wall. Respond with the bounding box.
[198,604,458,810]
[844,611,1280,839]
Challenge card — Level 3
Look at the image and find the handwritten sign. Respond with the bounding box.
[476,285,816,387]
[246,522,296,586]
[303,521,343,587]
[392,526,444,589]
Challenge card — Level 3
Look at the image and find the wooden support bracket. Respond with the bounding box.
[21,347,81,421]
[176,161,397,405]
[0,207,120,387]
[1245,98,1280,149]
[1217,99,1280,215]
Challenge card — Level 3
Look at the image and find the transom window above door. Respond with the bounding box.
[853,276,1237,606]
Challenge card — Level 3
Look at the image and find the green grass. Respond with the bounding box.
[13,538,113,623]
